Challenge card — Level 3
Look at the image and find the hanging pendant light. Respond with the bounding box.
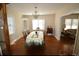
[33,7,39,19]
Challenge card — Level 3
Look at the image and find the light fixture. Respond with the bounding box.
[33,7,39,19]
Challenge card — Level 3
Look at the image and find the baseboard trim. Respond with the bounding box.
[10,36,23,45]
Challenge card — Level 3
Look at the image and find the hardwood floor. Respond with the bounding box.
[10,34,75,56]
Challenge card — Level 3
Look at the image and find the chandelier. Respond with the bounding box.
[33,7,39,19]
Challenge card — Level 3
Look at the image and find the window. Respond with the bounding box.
[65,19,71,30]
[7,17,15,35]
[64,19,78,30]
[32,19,45,30]
[72,19,78,29]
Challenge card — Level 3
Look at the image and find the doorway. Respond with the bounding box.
[60,14,79,55]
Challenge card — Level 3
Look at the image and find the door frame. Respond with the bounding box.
[73,15,79,55]
[0,3,11,55]
[60,13,79,55]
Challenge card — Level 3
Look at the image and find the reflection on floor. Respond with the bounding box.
[10,34,75,56]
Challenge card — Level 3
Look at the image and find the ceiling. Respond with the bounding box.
[7,3,79,15]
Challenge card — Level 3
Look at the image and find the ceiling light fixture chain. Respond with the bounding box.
[33,6,39,19]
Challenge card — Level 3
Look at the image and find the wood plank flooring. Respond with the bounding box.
[10,35,75,56]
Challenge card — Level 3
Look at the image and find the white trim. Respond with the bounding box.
[10,35,23,45]
[61,9,79,17]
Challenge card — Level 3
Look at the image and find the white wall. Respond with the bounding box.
[22,14,55,32]
[7,6,23,44]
